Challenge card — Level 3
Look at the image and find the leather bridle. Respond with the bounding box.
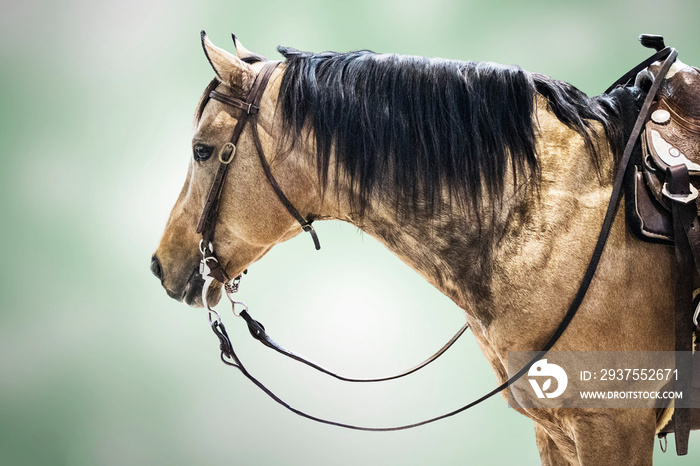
[193,46,678,431]
[196,61,319,306]
[195,57,471,404]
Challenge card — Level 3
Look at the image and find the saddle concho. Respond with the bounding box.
[627,60,700,245]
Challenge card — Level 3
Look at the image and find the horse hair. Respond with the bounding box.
[194,77,220,128]
[196,48,630,219]
[275,47,629,219]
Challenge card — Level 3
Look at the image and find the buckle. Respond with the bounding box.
[662,183,698,204]
[219,142,236,164]
[199,239,214,255]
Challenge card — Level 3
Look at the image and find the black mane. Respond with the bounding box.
[276,47,625,218]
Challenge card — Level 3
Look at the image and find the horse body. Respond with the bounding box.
[476,103,676,464]
[337,97,677,464]
[152,34,685,465]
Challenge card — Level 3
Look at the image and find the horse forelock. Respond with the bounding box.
[275,47,627,220]
[193,77,221,127]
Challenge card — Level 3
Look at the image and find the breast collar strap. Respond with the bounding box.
[196,60,320,286]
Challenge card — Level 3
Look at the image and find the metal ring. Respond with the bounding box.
[219,142,236,164]
[230,301,248,318]
[199,240,214,255]
[662,182,698,204]
[225,289,249,317]
[643,154,657,172]
[208,309,222,325]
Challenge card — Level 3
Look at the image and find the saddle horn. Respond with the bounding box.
[639,34,666,52]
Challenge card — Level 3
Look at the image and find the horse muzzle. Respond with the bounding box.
[150,254,222,308]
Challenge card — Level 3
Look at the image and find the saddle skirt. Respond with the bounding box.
[627,59,700,244]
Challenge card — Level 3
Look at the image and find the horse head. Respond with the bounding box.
[151,33,320,307]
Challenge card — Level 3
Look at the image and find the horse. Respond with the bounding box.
[151,32,691,465]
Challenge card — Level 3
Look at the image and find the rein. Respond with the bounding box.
[196,46,678,431]
[197,60,471,386]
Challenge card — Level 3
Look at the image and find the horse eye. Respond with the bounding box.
[193,144,213,162]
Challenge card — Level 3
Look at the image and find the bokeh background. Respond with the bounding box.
[2,0,699,464]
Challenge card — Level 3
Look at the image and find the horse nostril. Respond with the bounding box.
[150,255,163,280]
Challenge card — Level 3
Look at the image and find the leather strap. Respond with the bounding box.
[199,60,320,265]
[209,90,260,114]
[666,165,700,455]
[671,208,692,455]
[197,62,279,241]
[251,120,321,250]
[605,46,675,93]
[203,256,231,285]
[239,308,470,382]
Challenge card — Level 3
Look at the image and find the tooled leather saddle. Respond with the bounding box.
[623,35,700,456]
[627,56,700,243]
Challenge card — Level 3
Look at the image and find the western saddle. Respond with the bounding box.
[623,35,700,455]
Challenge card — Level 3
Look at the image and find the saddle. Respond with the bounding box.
[623,36,700,456]
[627,59,700,243]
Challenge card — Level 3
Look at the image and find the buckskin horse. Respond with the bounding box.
[151,32,700,465]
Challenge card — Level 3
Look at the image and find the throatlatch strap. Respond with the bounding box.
[250,119,321,250]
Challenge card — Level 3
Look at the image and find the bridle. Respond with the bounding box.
[195,58,471,420]
[196,61,319,306]
[192,46,678,431]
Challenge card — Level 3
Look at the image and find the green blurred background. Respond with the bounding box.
[2,0,699,464]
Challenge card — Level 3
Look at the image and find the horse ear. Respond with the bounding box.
[231,33,267,62]
[201,31,254,92]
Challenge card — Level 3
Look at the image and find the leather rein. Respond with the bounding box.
[195,48,678,431]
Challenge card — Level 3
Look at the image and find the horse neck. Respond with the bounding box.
[316,97,617,327]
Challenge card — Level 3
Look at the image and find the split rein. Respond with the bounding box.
[195,47,678,431]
